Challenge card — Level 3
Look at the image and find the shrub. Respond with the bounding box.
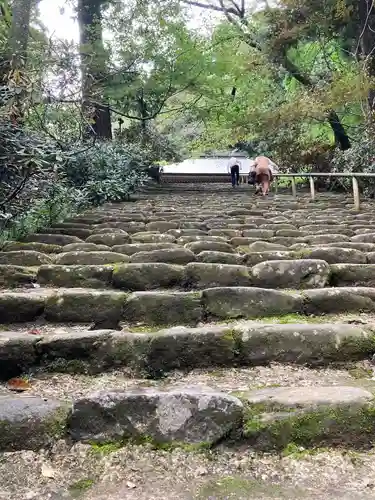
[61,141,149,206]
[0,121,149,241]
[332,135,375,196]
[116,123,183,163]
[1,184,86,244]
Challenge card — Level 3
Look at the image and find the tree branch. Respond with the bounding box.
[180,0,239,15]
[282,54,313,87]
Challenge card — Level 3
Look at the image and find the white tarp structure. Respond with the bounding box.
[161,157,256,175]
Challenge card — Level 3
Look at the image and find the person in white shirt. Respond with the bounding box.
[227,157,242,187]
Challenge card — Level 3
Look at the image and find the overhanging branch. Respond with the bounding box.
[180,0,239,15]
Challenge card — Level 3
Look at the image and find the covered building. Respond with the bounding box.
[159,152,255,183]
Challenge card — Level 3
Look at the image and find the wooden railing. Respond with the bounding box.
[160,171,374,211]
[266,172,375,211]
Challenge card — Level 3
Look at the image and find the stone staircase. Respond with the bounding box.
[3,183,375,499]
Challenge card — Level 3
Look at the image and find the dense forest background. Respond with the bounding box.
[1,0,375,241]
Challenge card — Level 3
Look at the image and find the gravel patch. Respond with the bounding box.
[2,310,375,335]
[1,442,375,499]
[0,322,93,335]
[216,312,375,326]
[163,364,358,392]
[0,364,363,402]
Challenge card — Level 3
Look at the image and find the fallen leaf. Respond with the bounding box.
[6,377,31,392]
[28,329,41,335]
[126,481,136,489]
[41,463,56,479]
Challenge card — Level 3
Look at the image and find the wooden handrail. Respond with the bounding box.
[273,172,375,178]
[159,170,374,210]
[270,172,371,210]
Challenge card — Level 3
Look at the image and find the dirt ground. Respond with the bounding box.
[2,441,375,500]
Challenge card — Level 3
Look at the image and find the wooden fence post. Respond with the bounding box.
[352,177,360,211]
[291,177,297,197]
[309,177,315,201]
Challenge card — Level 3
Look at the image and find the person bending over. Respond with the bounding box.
[253,155,275,196]
[227,157,241,187]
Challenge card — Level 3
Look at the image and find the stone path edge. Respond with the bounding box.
[2,384,375,453]
[3,286,375,326]
[7,259,375,290]
[1,322,375,380]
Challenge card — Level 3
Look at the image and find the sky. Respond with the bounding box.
[38,0,221,42]
[39,1,79,42]
[37,0,270,42]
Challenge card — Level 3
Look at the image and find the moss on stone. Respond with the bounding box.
[69,478,95,497]
[222,329,243,356]
[339,333,375,360]
[237,246,250,254]
[90,441,123,455]
[292,249,312,259]
[44,402,71,440]
[348,367,374,379]
[44,358,90,374]
[111,263,123,273]
[243,402,375,449]
[0,324,12,331]
[92,435,212,452]
[197,476,301,499]
[129,325,162,333]
[260,313,313,324]
[108,335,150,375]
[281,442,331,458]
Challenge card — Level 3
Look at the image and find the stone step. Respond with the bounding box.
[33,260,331,290]
[0,363,375,453]
[3,286,375,326]
[1,245,375,269]
[7,256,375,290]
[1,322,374,379]
[5,187,375,490]
[240,385,375,450]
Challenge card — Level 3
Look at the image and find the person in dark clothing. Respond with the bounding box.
[227,157,241,187]
[148,165,161,183]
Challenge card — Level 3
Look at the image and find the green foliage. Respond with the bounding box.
[333,134,375,175]
[2,0,375,240]
[0,93,147,242]
[62,141,149,205]
[0,184,85,244]
[0,138,148,242]
[117,123,183,162]
[332,134,375,195]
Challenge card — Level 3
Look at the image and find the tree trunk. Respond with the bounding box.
[137,90,148,143]
[77,0,112,139]
[9,0,32,64]
[8,0,32,123]
[358,0,375,114]
[328,110,351,150]
[93,102,112,139]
